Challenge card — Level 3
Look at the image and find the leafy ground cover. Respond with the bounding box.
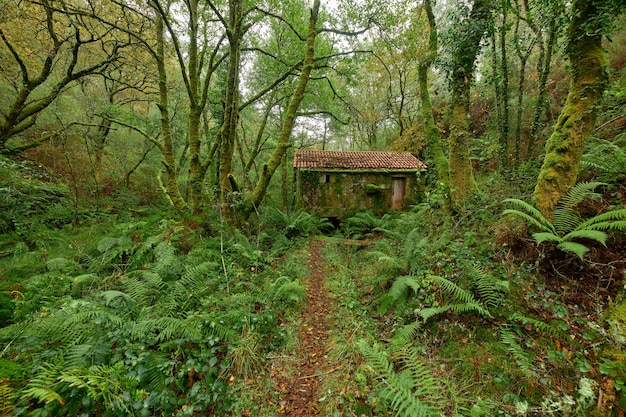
[1,161,625,416]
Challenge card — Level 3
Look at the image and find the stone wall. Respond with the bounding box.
[296,170,424,217]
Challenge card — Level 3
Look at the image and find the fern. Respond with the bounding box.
[22,361,65,405]
[417,275,492,321]
[60,363,139,414]
[131,316,202,343]
[508,312,561,337]
[271,277,306,304]
[468,266,509,309]
[378,275,422,315]
[581,135,626,180]
[0,380,17,415]
[500,328,538,377]
[358,340,445,416]
[502,182,626,259]
[390,321,422,350]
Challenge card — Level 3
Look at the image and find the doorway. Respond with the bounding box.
[391,177,406,209]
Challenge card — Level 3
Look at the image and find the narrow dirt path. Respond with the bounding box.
[272,238,334,416]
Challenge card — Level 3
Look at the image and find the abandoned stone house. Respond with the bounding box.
[293,150,427,218]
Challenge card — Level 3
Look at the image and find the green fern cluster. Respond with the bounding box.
[503,182,626,259]
[357,340,446,417]
[0,216,305,415]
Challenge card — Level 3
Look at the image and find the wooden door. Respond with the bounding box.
[391,177,406,209]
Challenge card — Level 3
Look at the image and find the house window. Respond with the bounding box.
[320,173,331,184]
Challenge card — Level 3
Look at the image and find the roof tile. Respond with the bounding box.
[293,150,426,170]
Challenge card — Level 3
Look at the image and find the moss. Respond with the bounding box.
[364,183,383,195]
[533,0,609,219]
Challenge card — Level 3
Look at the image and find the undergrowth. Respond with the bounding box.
[0,207,320,416]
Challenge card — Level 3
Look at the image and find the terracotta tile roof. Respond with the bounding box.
[294,150,426,170]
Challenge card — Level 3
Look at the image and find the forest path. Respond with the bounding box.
[272,238,335,416]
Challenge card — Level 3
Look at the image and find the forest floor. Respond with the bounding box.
[271,238,336,416]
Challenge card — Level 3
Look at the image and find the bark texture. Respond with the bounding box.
[448,0,492,207]
[533,0,609,219]
[418,0,450,208]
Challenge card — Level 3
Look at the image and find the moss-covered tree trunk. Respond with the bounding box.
[219,0,243,224]
[155,14,187,212]
[239,0,320,222]
[186,0,204,214]
[448,0,492,207]
[532,0,609,219]
[418,0,450,209]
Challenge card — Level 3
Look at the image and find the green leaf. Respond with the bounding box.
[502,206,554,233]
[562,229,607,246]
[100,290,133,307]
[532,232,562,245]
[556,242,590,259]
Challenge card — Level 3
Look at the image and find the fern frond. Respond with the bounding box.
[272,279,306,304]
[578,208,626,230]
[23,361,64,405]
[557,182,604,211]
[65,344,96,368]
[388,276,421,302]
[532,232,563,245]
[132,316,202,343]
[71,274,102,297]
[60,364,135,414]
[357,341,443,417]
[390,321,422,349]
[0,380,17,414]
[502,199,554,232]
[100,290,135,310]
[508,312,560,337]
[418,303,492,321]
[587,220,626,231]
[556,242,590,260]
[500,328,537,377]
[121,270,164,308]
[551,210,583,235]
[552,182,604,234]
[562,229,607,246]
[138,351,169,390]
[427,275,478,305]
[468,266,509,309]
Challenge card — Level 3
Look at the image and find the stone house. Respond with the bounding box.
[294,150,427,218]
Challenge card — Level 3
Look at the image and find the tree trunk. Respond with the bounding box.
[533,0,609,219]
[418,0,450,209]
[219,0,244,223]
[186,0,205,214]
[239,0,321,222]
[155,13,187,211]
[528,20,557,156]
[513,0,534,166]
[448,0,492,207]
[498,2,510,171]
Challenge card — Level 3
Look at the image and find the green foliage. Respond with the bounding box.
[0,215,308,416]
[0,156,72,242]
[416,273,502,321]
[503,182,626,259]
[499,328,538,378]
[343,211,389,239]
[357,340,445,417]
[260,208,333,240]
[582,134,626,183]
